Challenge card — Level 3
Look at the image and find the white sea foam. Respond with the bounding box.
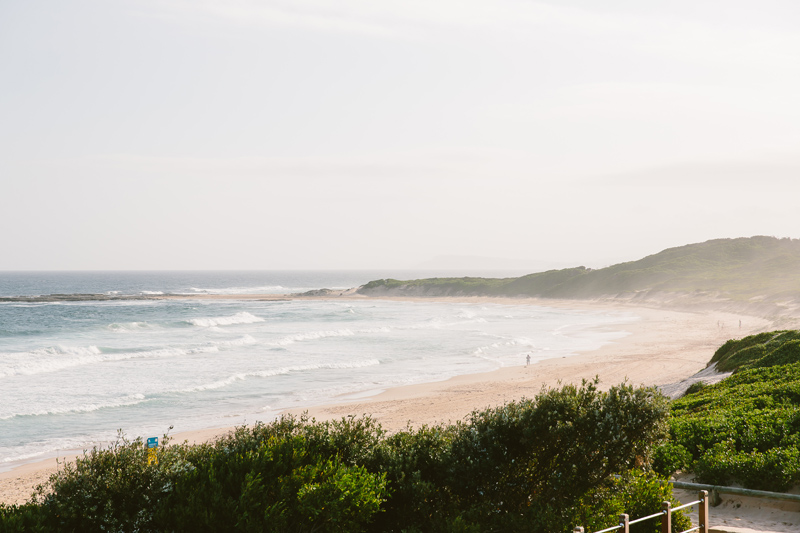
[472,337,536,354]
[176,359,381,393]
[0,345,219,379]
[0,434,104,464]
[187,286,286,295]
[215,335,258,347]
[552,324,574,336]
[188,312,265,327]
[273,328,355,346]
[2,394,147,420]
[359,326,392,334]
[140,291,164,295]
[108,321,151,332]
[400,317,486,330]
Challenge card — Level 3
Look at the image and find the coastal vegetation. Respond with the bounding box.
[0,381,688,533]
[359,236,800,303]
[655,330,800,492]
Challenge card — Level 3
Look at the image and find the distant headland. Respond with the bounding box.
[357,236,800,314]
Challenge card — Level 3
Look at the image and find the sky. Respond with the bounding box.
[2,0,800,271]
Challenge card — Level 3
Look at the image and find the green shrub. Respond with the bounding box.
[0,502,46,533]
[573,470,691,533]
[668,335,800,492]
[29,430,187,532]
[652,442,693,477]
[437,380,673,531]
[708,330,800,372]
[693,441,800,492]
[684,381,707,396]
[718,344,767,372]
[1,381,681,533]
[157,428,387,532]
[710,332,774,370]
[692,441,737,486]
[754,340,800,369]
[448,380,668,513]
[366,423,458,531]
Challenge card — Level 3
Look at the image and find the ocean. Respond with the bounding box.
[0,271,637,470]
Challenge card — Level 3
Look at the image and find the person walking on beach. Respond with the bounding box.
[526,353,531,367]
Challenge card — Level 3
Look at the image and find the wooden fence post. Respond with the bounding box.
[620,513,629,533]
[699,490,709,533]
[661,501,671,533]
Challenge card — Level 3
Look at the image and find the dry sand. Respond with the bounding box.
[2,294,799,532]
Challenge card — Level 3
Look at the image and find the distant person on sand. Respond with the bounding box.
[526,353,531,366]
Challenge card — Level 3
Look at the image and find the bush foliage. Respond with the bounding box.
[659,330,800,491]
[0,380,688,533]
[709,330,800,372]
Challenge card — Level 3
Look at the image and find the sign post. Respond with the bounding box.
[147,437,158,465]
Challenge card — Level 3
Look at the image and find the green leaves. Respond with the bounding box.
[443,380,671,529]
[667,330,800,492]
[159,431,387,532]
[1,385,678,533]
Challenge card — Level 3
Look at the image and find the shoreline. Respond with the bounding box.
[1,294,792,507]
[283,297,777,431]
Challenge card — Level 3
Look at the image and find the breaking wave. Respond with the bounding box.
[473,337,536,354]
[187,312,265,327]
[272,329,356,346]
[176,359,381,393]
[0,345,219,379]
[1,394,148,420]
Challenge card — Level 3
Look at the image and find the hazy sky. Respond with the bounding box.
[2,0,800,270]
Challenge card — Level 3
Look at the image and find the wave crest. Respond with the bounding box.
[0,345,219,379]
[176,359,381,393]
[188,312,264,327]
[273,329,355,346]
[1,394,148,420]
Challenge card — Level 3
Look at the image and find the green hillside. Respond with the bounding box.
[359,236,800,301]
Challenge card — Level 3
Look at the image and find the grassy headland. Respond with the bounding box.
[359,236,800,307]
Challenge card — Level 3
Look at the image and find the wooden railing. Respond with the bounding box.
[574,490,708,533]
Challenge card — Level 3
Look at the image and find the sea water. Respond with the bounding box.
[0,271,637,470]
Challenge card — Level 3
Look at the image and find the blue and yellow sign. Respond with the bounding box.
[147,437,158,465]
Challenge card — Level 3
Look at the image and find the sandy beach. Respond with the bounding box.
[3,294,799,531]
